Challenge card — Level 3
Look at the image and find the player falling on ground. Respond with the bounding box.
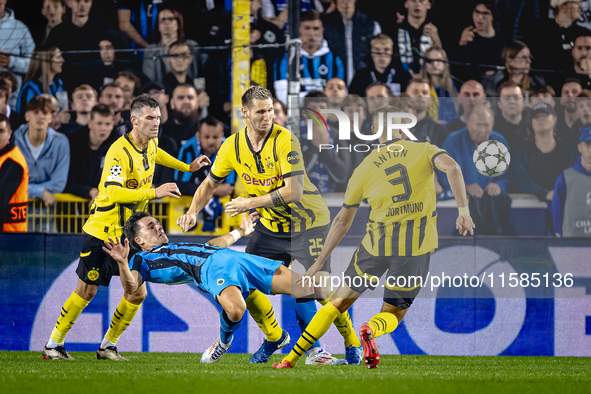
[102,211,323,363]
[177,86,361,365]
[273,105,476,369]
[42,94,211,361]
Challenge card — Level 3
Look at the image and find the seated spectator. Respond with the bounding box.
[529,86,556,108]
[349,34,411,97]
[143,7,200,83]
[556,79,583,144]
[115,71,141,112]
[59,84,98,136]
[482,41,545,97]
[46,0,111,92]
[0,1,35,109]
[422,47,458,124]
[495,82,529,150]
[397,0,442,73]
[453,0,505,82]
[301,90,348,193]
[143,81,169,124]
[42,93,69,133]
[98,82,131,137]
[162,41,196,96]
[564,34,591,90]
[447,80,486,133]
[117,0,163,48]
[366,82,394,116]
[13,96,69,207]
[33,0,66,46]
[406,78,449,148]
[0,71,19,119]
[162,84,206,148]
[321,0,381,84]
[577,89,591,126]
[339,94,369,185]
[66,104,115,202]
[274,10,344,104]
[16,46,65,115]
[551,127,591,237]
[273,98,287,127]
[0,113,28,232]
[0,79,24,131]
[324,77,347,109]
[513,102,578,204]
[94,35,126,89]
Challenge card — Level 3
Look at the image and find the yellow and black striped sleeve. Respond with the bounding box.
[426,143,447,168]
[342,164,365,209]
[210,135,235,182]
[277,135,305,179]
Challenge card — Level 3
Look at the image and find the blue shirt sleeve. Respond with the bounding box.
[550,172,566,236]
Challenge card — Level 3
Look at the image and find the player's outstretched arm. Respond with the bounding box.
[224,175,304,217]
[296,206,358,284]
[434,153,475,236]
[102,237,142,295]
[156,147,212,172]
[206,212,260,248]
[177,174,222,231]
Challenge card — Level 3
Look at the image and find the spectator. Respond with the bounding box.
[143,81,169,124]
[16,46,65,115]
[422,47,458,124]
[13,95,69,207]
[143,7,200,83]
[495,82,529,150]
[340,94,369,185]
[551,127,591,237]
[453,0,504,82]
[482,41,545,97]
[406,77,449,148]
[397,0,441,74]
[513,102,578,204]
[447,80,486,133]
[366,82,394,119]
[321,0,381,85]
[0,78,24,131]
[45,0,111,92]
[98,82,130,137]
[117,0,163,48]
[348,34,411,97]
[567,34,591,90]
[115,71,141,112]
[59,84,98,136]
[529,86,557,109]
[0,113,28,232]
[0,70,18,114]
[162,41,196,96]
[42,93,69,132]
[162,84,205,148]
[33,0,66,46]
[324,77,347,109]
[300,90,347,193]
[556,79,583,144]
[94,36,125,89]
[0,1,35,109]
[273,98,287,127]
[532,0,591,73]
[66,104,115,202]
[274,10,344,104]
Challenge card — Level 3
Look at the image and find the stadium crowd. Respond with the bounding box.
[0,0,591,237]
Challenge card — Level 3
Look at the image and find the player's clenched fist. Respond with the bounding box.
[177,212,197,232]
[189,155,212,172]
[155,182,181,198]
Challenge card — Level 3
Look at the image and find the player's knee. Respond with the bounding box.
[225,300,247,321]
[314,285,330,301]
[75,281,98,301]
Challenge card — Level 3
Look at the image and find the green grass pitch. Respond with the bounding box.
[1,352,590,394]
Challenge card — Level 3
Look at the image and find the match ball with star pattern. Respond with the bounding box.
[473,140,510,177]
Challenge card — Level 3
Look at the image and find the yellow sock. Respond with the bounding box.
[246,290,282,342]
[318,298,360,348]
[283,302,339,366]
[104,296,141,345]
[50,291,90,344]
[367,312,399,338]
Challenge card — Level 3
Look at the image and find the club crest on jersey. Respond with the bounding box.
[88,267,99,281]
[287,151,300,165]
[265,157,275,171]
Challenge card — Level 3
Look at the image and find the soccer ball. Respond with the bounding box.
[473,140,510,177]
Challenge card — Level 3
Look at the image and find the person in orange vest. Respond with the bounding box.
[0,112,28,232]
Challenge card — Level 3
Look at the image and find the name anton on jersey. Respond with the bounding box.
[386,202,424,217]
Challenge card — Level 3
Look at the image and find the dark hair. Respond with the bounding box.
[498,81,523,96]
[578,89,591,99]
[130,94,160,115]
[365,81,395,97]
[301,10,321,22]
[305,90,327,98]
[407,77,432,89]
[100,82,123,96]
[0,113,10,128]
[0,79,9,98]
[472,0,498,21]
[90,104,114,120]
[123,211,152,252]
[26,95,54,114]
[169,40,192,52]
[273,98,286,113]
[532,85,556,96]
[0,71,18,94]
[116,70,141,96]
[154,6,186,43]
[563,77,583,88]
[171,83,197,98]
[198,114,223,131]
[242,85,272,108]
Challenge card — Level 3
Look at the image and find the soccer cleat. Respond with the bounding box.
[345,345,363,365]
[271,360,293,369]
[305,347,347,365]
[200,337,231,363]
[359,323,380,369]
[42,345,74,360]
[97,346,129,361]
[249,329,291,363]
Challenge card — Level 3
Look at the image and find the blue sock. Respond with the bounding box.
[295,298,321,350]
[220,310,242,345]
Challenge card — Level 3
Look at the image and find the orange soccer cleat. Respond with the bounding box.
[359,323,380,369]
[271,360,293,369]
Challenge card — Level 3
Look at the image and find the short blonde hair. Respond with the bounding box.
[72,84,98,100]
[370,34,393,50]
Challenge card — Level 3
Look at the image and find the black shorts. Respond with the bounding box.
[76,234,121,287]
[245,223,331,273]
[343,244,430,309]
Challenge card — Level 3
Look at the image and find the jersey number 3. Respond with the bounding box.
[385,164,412,203]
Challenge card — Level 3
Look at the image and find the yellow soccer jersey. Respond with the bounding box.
[210,124,329,234]
[83,133,189,241]
[343,139,447,257]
